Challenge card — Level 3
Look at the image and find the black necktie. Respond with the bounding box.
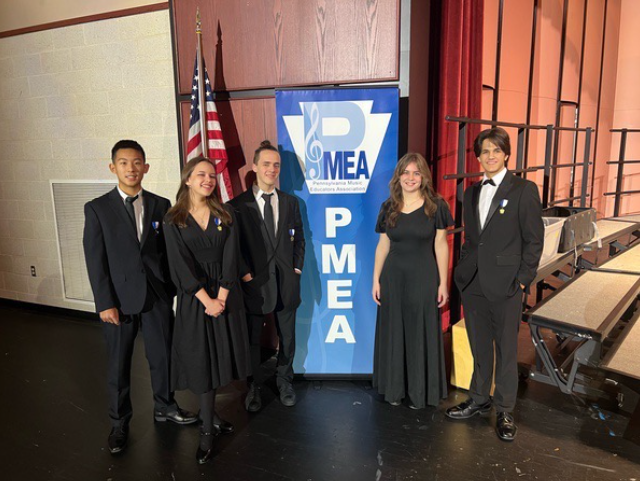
[125,195,138,234]
[482,178,496,186]
[262,193,276,241]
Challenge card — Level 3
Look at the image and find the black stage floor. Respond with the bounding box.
[1,304,639,481]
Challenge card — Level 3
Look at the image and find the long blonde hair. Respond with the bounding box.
[386,153,440,228]
[165,156,232,227]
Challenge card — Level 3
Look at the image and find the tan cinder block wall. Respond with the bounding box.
[0,10,180,311]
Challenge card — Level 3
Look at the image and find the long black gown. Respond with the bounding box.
[164,205,251,394]
[373,198,454,408]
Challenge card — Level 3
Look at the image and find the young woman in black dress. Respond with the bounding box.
[372,153,453,409]
[164,156,251,464]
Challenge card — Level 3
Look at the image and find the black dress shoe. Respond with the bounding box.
[245,383,263,413]
[108,425,128,454]
[445,399,492,419]
[195,431,215,464]
[279,383,296,407]
[213,418,234,435]
[496,412,517,441]
[154,407,198,425]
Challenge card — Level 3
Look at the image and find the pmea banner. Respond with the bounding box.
[276,88,399,375]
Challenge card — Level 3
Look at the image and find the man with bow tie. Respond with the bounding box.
[83,140,197,454]
[446,127,544,441]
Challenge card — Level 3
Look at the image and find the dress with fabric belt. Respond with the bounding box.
[164,206,251,394]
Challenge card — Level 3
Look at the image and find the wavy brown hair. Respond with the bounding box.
[385,153,440,228]
[165,156,232,228]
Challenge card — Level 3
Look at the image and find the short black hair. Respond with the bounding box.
[473,127,511,158]
[111,140,146,163]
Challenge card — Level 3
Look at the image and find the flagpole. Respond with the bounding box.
[195,8,208,158]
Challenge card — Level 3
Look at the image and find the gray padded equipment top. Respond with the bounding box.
[610,214,640,224]
[602,310,640,381]
[595,244,640,274]
[525,270,640,341]
[585,219,636,248]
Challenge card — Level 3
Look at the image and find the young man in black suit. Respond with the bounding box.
[83,140,197,454]
[446,128,544,441]
[229,140,305,411]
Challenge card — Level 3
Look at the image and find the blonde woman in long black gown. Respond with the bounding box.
[164,156,251,464]
[372,153,453,409]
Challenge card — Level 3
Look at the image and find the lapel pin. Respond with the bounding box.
[289,228,295,241]
[214,217,222,231]
[499,199,508,214]
[152,221,160,233]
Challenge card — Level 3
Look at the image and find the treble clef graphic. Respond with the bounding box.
[304,103,323,180]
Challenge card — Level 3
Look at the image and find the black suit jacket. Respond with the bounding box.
[83,188,175,315]
[454,171,544,302]
[229,188,305,314]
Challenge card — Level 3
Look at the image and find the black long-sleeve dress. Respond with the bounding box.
[373,198,454,408]
[164,205,251,394]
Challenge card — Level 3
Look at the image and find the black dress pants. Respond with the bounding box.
[247,308,296,389]
[247,268,297,388]
[461,273,523,412]
[102,294,176,427]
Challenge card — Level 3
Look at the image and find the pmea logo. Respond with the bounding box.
[283,100,391,194]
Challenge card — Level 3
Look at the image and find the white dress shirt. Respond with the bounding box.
[478,167,507,230]
[253,184,279,236]
[117,186,144,240]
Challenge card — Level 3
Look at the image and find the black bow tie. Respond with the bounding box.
[482,179,496,186]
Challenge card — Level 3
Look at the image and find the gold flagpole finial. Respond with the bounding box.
[196,7,201,34]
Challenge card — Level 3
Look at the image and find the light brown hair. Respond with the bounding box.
[385,153,440,228]
[253,140,279,164]
[165,156,232,227]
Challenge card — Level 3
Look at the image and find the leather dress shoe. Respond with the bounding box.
[154,407,198,425]
[496,412,517,441]
[213,417,234,435]
[279,383,297,407]
[108,425,128,454]
[445,399,492,419]
[196,431,215,464]
[245,383,263,413]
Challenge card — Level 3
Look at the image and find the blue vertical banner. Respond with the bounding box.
[276,88,399,375]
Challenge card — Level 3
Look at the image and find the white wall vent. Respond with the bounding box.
[51,181,115,303]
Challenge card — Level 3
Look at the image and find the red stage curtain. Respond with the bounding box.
[429,0,484,329]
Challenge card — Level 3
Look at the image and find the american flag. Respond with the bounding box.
[186,57,233,201]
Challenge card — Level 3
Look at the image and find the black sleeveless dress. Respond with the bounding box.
[373,198,454,408]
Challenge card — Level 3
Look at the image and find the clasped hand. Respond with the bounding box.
[204,298,226,317]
